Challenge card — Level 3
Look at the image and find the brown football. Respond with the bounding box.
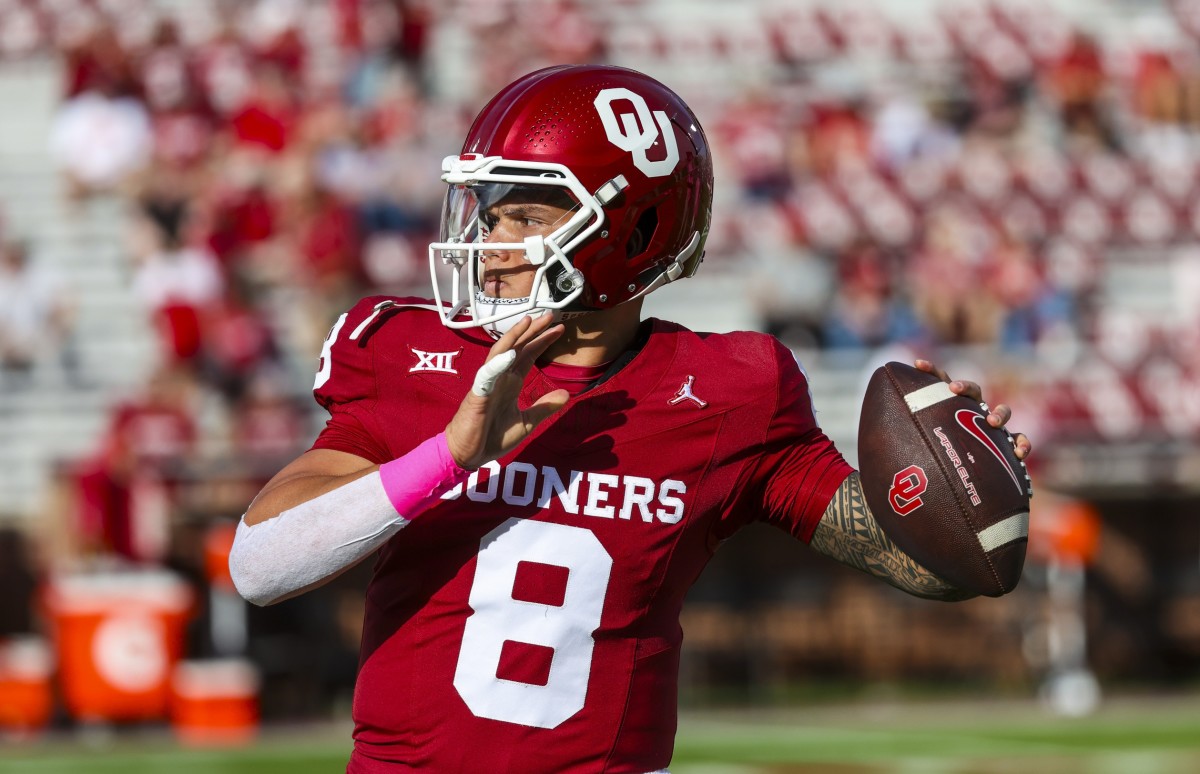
[857,362,1032,597]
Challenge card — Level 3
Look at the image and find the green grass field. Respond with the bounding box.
[3,695,1199,773]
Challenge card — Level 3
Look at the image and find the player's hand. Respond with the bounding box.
[914,359,1032,461]
[445,315,569,469]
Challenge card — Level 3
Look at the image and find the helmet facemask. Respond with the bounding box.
[429,154,625,334]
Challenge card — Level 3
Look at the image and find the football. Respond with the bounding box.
[857,362,1032,597]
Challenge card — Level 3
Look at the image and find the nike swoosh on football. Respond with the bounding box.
[954,409,1023,496]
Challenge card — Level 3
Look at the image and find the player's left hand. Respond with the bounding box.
[914,359,1032,461]
[445,314,569,469]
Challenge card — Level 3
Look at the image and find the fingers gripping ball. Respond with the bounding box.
[857,362,1032,597]
[472,351,517,397]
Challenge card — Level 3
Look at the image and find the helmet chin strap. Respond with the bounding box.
[478,297,556,339]
[475,279,564,339]
[474,290,594,339]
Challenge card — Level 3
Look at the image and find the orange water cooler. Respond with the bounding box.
[0,636,54,733]
[42,570,194,722]
[170,658,260,744]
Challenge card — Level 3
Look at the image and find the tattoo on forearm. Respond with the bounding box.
[810,473,975,601]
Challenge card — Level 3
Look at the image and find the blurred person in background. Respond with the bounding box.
[130,215,226,368]
[228,65,1031,773]
[0,239,78,388]
[72,363,199,564]
[822,240,925,349]
[50,20,150,200]
[200,276,283,403]
[229,365,310,474]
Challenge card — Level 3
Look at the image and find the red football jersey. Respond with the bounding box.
[311,296,853,773]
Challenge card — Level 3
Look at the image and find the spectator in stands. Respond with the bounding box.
[907,205,1003,346]
[61,20,140,101]
[49,18,151,199]
[743,202,835,349]
[822,240,925,349]
[530,0,607,66]
[290,183,365,312]
[193,12,255,120]
[73,363,199,562]
[255,17,307,81]
[229,365,309,478]
[1043,31,1122,152]
[199,168,279,275]
[130,220,225,367]
[0,239,77,388]
[869,86,961,171]
[713,90,793,201]
[138,19,218,170]
[136,162,194,256]
[986,226,1053,349]
[200,276,281,403]
[49,84,152,199]
[229,64,299,155]
[805,99,872,180]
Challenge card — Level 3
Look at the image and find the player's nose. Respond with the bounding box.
[481,247,520,266]
[480,236,527,268]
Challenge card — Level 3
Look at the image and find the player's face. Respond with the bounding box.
[479,198,573,299]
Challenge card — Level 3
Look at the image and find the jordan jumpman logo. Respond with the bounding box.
[668,375,708,408]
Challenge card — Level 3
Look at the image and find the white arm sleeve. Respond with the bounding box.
[231,346,517,605]
[229,471,406,606]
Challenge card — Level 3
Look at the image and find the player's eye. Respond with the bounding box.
[498,210,542,229]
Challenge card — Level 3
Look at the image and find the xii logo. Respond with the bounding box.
[410,348,462,374]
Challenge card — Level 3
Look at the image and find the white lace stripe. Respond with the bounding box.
[905,381,956,413]
[977,512,1030,553]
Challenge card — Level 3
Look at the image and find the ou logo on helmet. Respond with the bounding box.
[593,88,680,178]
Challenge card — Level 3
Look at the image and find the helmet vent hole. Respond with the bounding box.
[627,207,658,260]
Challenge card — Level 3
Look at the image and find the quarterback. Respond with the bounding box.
[229,65,1031,772]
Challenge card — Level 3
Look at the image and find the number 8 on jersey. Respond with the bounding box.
[453,519,614,729]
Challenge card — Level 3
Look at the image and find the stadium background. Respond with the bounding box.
[0,0,1198,768]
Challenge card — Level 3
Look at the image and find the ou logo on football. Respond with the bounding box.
[593,88,680,178]
[889,464,928,516]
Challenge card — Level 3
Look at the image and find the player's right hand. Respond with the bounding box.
[914,359,1031,460]
[444,314,569,469]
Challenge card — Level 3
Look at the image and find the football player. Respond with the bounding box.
[229,65,1031,773]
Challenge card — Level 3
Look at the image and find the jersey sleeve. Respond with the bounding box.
[309,296,394,465]
[743,338,855,543]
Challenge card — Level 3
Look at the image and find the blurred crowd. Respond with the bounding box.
[0,0,1198,729]
[0,0,1194,455]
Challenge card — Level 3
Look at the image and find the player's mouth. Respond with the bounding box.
[482,266,534,298]
[482,270,508,296]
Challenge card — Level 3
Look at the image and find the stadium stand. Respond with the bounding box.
[0,58,155,519]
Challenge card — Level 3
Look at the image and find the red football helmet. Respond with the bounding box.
[429,65,714,331]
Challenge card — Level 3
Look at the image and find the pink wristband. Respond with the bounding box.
[378,432,470,518]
